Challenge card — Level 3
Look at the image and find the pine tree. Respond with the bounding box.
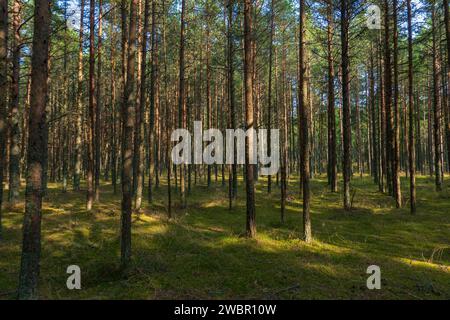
[18,0,51,299]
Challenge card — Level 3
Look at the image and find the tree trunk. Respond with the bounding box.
[267,0,275,194]
[206,8,212,188]
[369,44,379,185]
[432,4,443,191]
[280,30,288,224]
[73,0,85,192]
[110,6,118,195]
[178,0,187,209]
[384,0,394,197]
[244,0,256,238]
[393,0,402,207]
[121,0,138,268]
[407,0,416,214]
[8,0,22,206]
[87,0,96,211]
[227,0,237,208]
[135,0,149,211]
[18,0,50,299]
[355,80,362,177]
[162,0,171,218]
[299,0,312,241]
[443,0,450,173]
[327,0,337,192]
[0,0,8,240]
[341,0,351,210]
[95,0,103,202]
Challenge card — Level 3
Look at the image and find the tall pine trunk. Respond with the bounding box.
[341,0,351,210]
[178,0,187,209]
[443,0,450,172]
[432,4,443,191]
[8,0,22,206]
[407,0,416,214]
[300,0,312,241]
[327,0,337,192]
[87,0,96,211]
[384,0,394,197]
[135,0,149,210]
[95,0,103,202]
[227,0,237,208]
[0,0,8,240]
[267,0,274,195]
[121,0,138,268]
[74,0,85,192]
[393,0,402,207]
[280,30,288,224]
[18,0,50,299]
[244,0,256,238]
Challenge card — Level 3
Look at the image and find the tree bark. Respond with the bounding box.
[0,0,8,240]
[384,0,394,197]
[267,0,275,195]
[121,0,138,268]
[407,0,416,214]
[162,0,171,218]
[369,44,379,185]
[178,0,187,209]
[148,0,158,204]
[327,0,337,192]
[244,0,256,238]
[341,0,351,210]
[432,4,443,191]
[393,0,402,207]
[8,0,22,206]
[87,0,96,211]
[135,0,149,211]
[74,0,85,192]
[300,0,312,241]
[227,0,237,208]
[95,0,103,202]
[18,0,50,299]
[281,29,288,224]
[443,0,450,173]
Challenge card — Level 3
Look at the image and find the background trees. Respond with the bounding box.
[0,0,449,299]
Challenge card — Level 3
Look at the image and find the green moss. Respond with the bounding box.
[0,175,449,300]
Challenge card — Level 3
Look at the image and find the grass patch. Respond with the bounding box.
[0,174,449,300]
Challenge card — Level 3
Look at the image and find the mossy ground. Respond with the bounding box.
[0,174,449,300]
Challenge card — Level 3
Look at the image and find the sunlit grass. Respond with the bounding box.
[0,173,449,299]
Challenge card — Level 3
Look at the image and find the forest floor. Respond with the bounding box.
[0,174,449,300]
